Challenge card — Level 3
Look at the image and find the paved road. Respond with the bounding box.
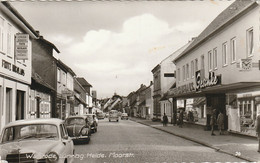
[74,118,245,163]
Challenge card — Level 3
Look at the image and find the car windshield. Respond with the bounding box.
[66,118,85,125]
[1,124,58,143]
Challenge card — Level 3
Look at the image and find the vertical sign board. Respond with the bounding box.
[15,33,29,60]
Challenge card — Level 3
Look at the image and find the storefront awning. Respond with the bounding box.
[167,82,260,99]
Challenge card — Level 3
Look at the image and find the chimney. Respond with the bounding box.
[150,81,153,86]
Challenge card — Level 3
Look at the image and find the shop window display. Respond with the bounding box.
[238,99,256,135]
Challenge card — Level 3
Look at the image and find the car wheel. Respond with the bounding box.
[117,120,119,122]
[109,119,111,122]
[64,159,68,163]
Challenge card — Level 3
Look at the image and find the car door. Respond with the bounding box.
[60,124,74,162]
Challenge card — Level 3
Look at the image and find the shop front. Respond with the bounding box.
[227,90,260,137]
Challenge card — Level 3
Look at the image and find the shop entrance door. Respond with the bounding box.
[16,90,25,120]
[206,94,227,129]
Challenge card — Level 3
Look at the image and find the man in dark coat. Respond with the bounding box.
[163,113,168,127]
[210,109,217,136]
[256,115,260,152]
[179,110,184,128]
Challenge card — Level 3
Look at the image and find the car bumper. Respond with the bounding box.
[70,135,89,141]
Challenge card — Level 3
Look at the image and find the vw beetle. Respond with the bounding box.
[65,115,91,144]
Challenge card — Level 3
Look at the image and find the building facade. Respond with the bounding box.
[169,0,260,136]
[0,2,38,130]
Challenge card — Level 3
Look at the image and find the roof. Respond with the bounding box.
[1,1,39,37]
[3,118,64,128]
[57,59,76,76]
[174,0,257,63]
[151,64,160,73]
[32,69,55,91]
[39,36,60,53]
[77,77,92,87]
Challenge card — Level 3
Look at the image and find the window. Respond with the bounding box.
[186,63,189,79]
[182,65,185,81]
[213,48,217,69]
[195,59,198,72]
[247,28,253,56]
[222,42,228,66]
[191,61,194,78]
[7,23,12,57]
[231,38,236,63]
[57,68,61,82]
[0,16,4,52]
[177,68,180,82]
[208,51,213,71]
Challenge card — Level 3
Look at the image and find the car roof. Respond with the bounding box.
[3,118,64,128]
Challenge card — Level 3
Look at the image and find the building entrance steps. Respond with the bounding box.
[130,117,260,162]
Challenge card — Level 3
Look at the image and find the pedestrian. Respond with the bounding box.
[210,109,217,136]
[163,113,168,127]
[179,109,184,128]
[217,110,224,135]
[256,114,260,152]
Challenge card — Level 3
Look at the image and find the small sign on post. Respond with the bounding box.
[15,33,29,60]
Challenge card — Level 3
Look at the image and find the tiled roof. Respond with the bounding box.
[174,0,257,62]
[32,69,55,91]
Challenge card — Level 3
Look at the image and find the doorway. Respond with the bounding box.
[6,88,12,124]
[16,90,25,120]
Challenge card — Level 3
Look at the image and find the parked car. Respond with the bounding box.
[65,115,91,143]
[121,113,128,120]
[96,112,105,119]
[0,118,74,163]
[85,114,98,133]
[109,110,119,122]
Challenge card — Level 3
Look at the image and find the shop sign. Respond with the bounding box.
[2,60,25,76]
[176,82,195,94]
[15,33,29,60]
[195,70,221,90]
[62,89,74,97]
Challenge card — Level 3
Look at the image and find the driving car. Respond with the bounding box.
[85,114,98,133]
[121,113,128,120]
[65,115,91,144]
[96,112,105,119]
[0,118,74,163]
[109,110,119,122]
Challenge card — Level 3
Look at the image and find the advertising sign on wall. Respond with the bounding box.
[15,33,29,60]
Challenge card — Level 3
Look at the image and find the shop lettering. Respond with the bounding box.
[2,59,25,76]
[176,82,195,94]
[195,71,220,90]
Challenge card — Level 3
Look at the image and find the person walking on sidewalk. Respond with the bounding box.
[256,114,260,152]
[163,113,168,127]
[217,110,224,135]
[179,109,184,128]
[210,109,217,136]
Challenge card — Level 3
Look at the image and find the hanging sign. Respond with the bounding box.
[15,33,29,60]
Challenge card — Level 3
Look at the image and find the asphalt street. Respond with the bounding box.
[74,118,246,163]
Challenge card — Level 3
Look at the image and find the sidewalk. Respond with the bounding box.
[130,117,260,162]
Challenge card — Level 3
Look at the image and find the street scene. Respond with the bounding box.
[1,0,260,162]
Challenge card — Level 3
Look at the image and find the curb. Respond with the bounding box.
[130,118,256,162]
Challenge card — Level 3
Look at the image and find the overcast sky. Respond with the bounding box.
[11,0,234,99]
